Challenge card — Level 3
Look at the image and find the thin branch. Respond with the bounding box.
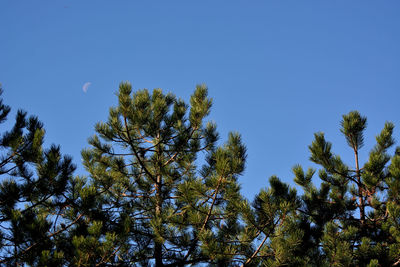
[123,117,155,182]
[241,234,268,267]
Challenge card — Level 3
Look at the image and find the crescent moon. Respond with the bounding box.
[82,82,91,93]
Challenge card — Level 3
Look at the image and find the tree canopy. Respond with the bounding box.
[0,82,399,266]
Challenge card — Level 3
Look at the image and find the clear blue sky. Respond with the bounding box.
[1,1,399,199]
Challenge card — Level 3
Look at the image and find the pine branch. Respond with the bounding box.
[123,117,155,182]
[181,174,225,263]
[241,234,268,267]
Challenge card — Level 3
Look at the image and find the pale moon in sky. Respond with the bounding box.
[82,82,91,93]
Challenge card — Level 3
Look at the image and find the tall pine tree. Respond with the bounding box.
[71,82,314,266]
[294,111,400,266]
[78,82,247,266]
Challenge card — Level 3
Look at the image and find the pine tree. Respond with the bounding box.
[69,82,318,266]
[294,111,400,266]
[0,87,76,266]
[78,82,248,266]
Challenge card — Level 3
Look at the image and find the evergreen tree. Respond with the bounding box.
[0,87,76,266]
[294,111,400,266]
[72,82,313,266]
[78,82,248,266]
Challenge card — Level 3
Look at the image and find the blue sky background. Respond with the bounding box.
[1,1,399,199]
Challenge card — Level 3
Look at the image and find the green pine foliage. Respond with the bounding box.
[76,82,305,266]
[2,82,400,267]
[237,176,306,266]
[78,82,248,266]
[0,87,76,266]
[294,111,400,266]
